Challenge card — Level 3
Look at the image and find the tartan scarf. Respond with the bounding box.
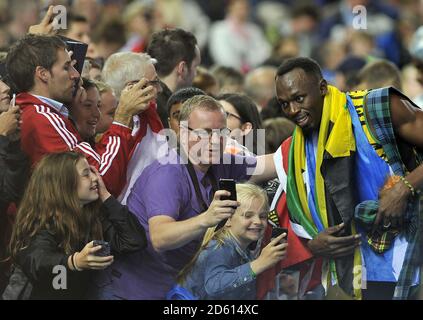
[364,88,423,300]
[348,89,399,254]
[286,85,362,298]
[354,200,400,254]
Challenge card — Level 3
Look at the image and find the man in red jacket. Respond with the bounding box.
[6,34,157,196]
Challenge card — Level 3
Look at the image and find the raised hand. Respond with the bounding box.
[114,78,157,127]
[28,6,57,36]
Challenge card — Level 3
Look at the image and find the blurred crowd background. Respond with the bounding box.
[0,0,421,107]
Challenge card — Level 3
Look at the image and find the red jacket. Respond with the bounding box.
[18,93,133,197]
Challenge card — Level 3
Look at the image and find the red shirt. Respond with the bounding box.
[18,93,133,197]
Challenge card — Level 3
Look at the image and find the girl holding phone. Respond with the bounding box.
[5,152,146,299]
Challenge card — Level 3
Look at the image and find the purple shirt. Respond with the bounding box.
[104,149,256,299]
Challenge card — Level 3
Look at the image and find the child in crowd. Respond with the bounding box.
[4,152,146,299]
[169,183,287,300]
[70,78,101,143]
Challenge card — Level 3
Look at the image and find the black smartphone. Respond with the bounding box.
[93,240,111,257]
[271,227,288,239]
[215,179,237,231]
[219,179,237,201]
[57,36,88,97]
[58,36,88,76]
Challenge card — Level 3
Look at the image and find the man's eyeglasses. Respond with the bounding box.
[181,124,231,139]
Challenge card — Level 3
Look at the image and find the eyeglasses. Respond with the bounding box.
[226,111,242,121]
[125,79,162,89]
[181,124,231,139]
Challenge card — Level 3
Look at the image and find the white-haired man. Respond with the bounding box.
[102,51,165,203]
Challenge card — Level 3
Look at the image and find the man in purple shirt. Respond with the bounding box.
[94,95,276,299]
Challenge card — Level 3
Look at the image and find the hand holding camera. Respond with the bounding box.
[202,189,240,229]
[72,241,113,271]
[250,232,288,276]
[92,240,111,257]
[271,227,288,242]
[212,179,238,230]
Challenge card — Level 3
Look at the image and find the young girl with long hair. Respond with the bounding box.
[169,183,287,300]
[5,152,146,299]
